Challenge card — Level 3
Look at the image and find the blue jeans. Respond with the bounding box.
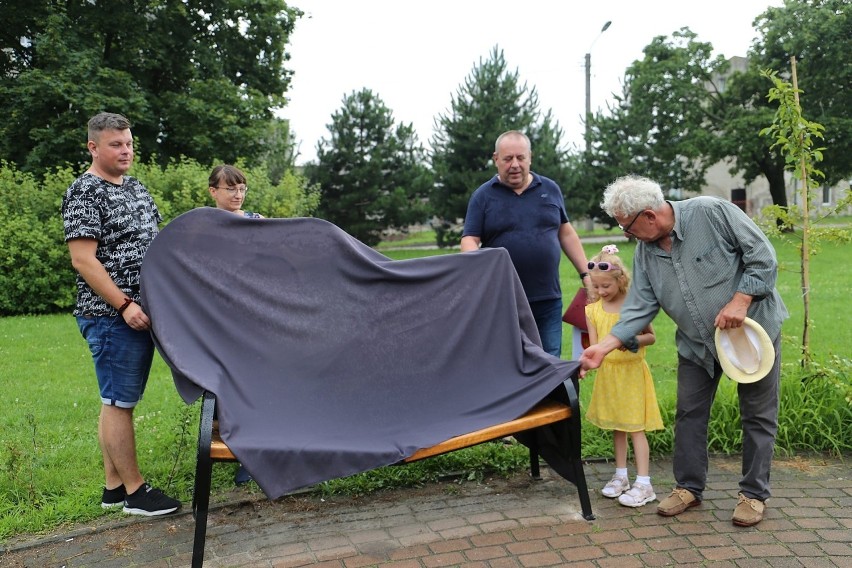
[529,298,563,358]
[76,315,155,408]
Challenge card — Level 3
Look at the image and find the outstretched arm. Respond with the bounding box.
[579,334,623,377]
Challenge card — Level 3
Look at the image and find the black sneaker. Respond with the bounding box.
[123,483,181,516]
[101,484,126,509]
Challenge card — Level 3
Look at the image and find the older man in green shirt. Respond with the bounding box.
[580,174,788,527]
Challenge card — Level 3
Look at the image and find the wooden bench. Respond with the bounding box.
[190,382,594,567]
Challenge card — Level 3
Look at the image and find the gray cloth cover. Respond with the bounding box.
[140,207,579,499]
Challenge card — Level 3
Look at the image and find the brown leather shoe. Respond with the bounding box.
[656,487,700,517]
[732,493,765,526]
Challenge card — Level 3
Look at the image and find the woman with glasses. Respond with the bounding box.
[207,164,263,485]
[208,164,264,219]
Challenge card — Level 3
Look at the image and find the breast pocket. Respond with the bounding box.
[693,247,736,288]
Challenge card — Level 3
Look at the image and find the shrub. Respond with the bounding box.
[0,158,319,315]
[0,163,77,315]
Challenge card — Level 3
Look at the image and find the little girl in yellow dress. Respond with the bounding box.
[584,244,664,507]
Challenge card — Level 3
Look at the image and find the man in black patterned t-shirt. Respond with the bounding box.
[62,112,180,516]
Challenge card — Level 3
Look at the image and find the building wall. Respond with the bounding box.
[700,158,851,218]
[699,56,852,218]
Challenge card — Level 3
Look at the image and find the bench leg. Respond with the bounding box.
[571,456,595,520]
[564,378,595,520]
[528,439,542,480]
[192,393,217,568]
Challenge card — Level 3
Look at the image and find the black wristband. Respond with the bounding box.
[117,297,133,315]
[579,272,590,280]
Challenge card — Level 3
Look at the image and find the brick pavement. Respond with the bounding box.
[1,453,849,567]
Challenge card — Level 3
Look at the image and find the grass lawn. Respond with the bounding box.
[382,234,851,399]
[0,229,849,541]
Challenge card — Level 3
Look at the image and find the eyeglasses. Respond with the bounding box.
[618,210,644,236]
[215,185,248,195]
[587,261,621,272]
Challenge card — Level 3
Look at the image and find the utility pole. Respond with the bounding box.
[585,20,612,153]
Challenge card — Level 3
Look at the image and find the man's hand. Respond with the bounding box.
[578,344,607,377]
[714,292,752,330]
[122,302,151,331]
[578,334,624,377]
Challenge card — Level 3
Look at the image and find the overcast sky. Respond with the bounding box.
[282,0,783,165]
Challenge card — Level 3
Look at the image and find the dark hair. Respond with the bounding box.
[88,112,131,142]
[208,164,247,188]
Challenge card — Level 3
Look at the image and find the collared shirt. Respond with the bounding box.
[610,197,788,375]
[462,172,569,301]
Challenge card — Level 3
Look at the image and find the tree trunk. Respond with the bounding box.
[763,162,788,209]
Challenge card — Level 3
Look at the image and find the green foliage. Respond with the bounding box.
[0,313,203,539]
[578,357,852,460]
[752,0,852,188]
[716,67,791,208]
[760,69,826,191]
[580,28,731,220]
[0,0,302,174]
[132,156,319,223]
[716,0,852,206]
[429,46,570,247]
[0,159,318,315]
[307,89,433,246]
[260,118,300,186]
[131,157,214,222]
[0,163,77,315]
[757,64,852,362]
[702,357,852,456]
[316,442,530,497]
[584,0,852,212]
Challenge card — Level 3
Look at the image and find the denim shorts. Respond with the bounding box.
[76,315,155,408]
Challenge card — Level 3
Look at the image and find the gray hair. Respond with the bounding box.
[494,130,531,153]
[601,174,666,217]
[88,112,131,142]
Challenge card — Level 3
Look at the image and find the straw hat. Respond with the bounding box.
[715,318,775,384]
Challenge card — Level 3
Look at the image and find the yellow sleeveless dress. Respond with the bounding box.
[584,301,664,432]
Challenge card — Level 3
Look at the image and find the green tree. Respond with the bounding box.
[759,62,852,364]
[719,0,852,205]
[430,47,570,247]
[0,0,301,173]
[585,0,851,212]
[260,118,300,186]
[585,29,725,203]
[306,89,433,246]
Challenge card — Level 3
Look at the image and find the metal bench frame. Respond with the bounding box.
[190,378,593,567]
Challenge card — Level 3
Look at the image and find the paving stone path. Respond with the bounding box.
[1,454,849,567]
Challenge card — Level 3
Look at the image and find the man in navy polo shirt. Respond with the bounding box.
[461,130,590,357]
